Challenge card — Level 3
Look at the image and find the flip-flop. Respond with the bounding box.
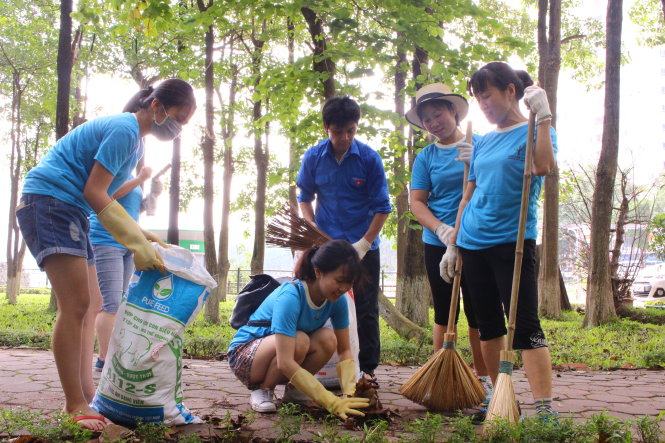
[72,414,110,431]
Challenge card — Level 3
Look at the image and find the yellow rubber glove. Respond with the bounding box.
[98,200,165,272]
[289,368,369,420]
[141,229,169,248]
[336,358,357,397]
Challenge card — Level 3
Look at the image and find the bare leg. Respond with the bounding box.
[250,332,310,389]
[479,335,506,384]
[432,323,445,352]
[521,347,552,399]
[94,312,115,361]
[82,264,101,402]
[299,327,337,375]
[43,255,106,431]
[469,327,488,376]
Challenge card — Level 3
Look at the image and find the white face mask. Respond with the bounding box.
[152,105,182,141]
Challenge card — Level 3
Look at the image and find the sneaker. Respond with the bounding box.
[281,383,310,404]
[93,358,105,372]
[471,407,487,424]
[479,377,493,408]
[535,401,559,421]
[250,388,277,413]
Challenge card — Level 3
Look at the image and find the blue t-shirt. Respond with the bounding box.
[457,122,558,250]
[296,139,392,249]
[228,279,350,353]
[22,113,143,214]
[89,185,143,248]
[411,134,482,246]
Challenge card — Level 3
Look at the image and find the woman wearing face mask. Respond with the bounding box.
[444,62,557,418]
[405,83,491,408]
[16,78,196,431]
[227,240,369,418]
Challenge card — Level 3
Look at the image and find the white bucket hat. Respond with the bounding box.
[405,83,469,129]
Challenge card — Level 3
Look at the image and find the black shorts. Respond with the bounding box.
[459,240,547,350]
[423,243,478,329]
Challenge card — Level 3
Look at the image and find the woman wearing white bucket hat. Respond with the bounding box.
[406,83,491,400]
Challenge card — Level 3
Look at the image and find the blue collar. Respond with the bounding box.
[325,138,360,161]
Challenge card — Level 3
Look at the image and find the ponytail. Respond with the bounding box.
[123,86,154,112]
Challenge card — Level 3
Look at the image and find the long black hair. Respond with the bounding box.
[467,62,534,100]
[123,78,196,113]
[294,239,363,285]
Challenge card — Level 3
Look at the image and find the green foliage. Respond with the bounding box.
[276,402,310,442]
[312,416,356,443]
[630,0,665,46]
[649,213,665,259]
[634,412,664,443]
[587,411,632,442]
[403,412,444,443]
[0,409,93,442]
[360,419,389,443]
[134,421,172,443]
[445,414,477,443]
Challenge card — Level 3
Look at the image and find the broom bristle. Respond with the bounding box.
[265,206,329,250]
[485,350,520,424]
[400,336,485,411]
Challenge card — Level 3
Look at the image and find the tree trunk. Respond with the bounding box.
[216,58,238,304]
[250,21,267,276]
[537,0,562,318]
[378,291,425,341]
[585,0,622,327]
[609,170,630,306]
[301,6,335,100]
[197,9,219,323]
[287,18,299,225]
[55,0,73,139]
[49,0,74,310]
[395,46,429,327]
[6,243,26,304]
[168,137,181,245]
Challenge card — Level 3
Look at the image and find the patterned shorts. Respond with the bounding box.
[228,338,265,390]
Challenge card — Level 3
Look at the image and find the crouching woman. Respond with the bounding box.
[227,239,370,418]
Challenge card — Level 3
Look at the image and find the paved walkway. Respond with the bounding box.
[1,348,664,440]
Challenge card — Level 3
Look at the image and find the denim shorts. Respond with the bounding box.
[93,244,134,314]
[16,194,94,269]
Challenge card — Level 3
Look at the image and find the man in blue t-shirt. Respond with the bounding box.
[296,96,392,377]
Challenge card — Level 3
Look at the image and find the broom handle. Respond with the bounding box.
[153,163,172,180]
[505,113,536,351]
[445,121,472,336]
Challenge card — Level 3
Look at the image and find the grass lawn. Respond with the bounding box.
[1,293,664,369]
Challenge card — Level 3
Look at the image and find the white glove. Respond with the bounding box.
[352,237,371,260]
[434,223,454,246]
[439,244,458,284]
[523,86,552,123]
[455,141,473,165]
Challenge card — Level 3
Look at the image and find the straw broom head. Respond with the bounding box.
[265,206,329,250]
[485,351,520,425]
[399,121,485,412]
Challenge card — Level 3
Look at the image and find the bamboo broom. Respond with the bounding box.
[399,122,485,411]
[265,205,329,250]
[485,112,537,425]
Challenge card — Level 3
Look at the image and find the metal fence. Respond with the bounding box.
[20,267,398,298]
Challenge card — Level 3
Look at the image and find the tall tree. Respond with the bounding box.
[197,0,220,323]
[55,0,73,140]
[215,41,238,304]
[301,6,335,100]
[584,0,622,327]
[395,46,429,327]
[536,0,563,318]
[249,19,268,275]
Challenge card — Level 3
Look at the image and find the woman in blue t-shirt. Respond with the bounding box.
[228,240,369,418]
[16,79,195,430]
[405,83,490,394]
[90,165,165,373]
[445,62,557,418]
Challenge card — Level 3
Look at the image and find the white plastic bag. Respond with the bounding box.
[92,244,216,426]
[315,292,361,388]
